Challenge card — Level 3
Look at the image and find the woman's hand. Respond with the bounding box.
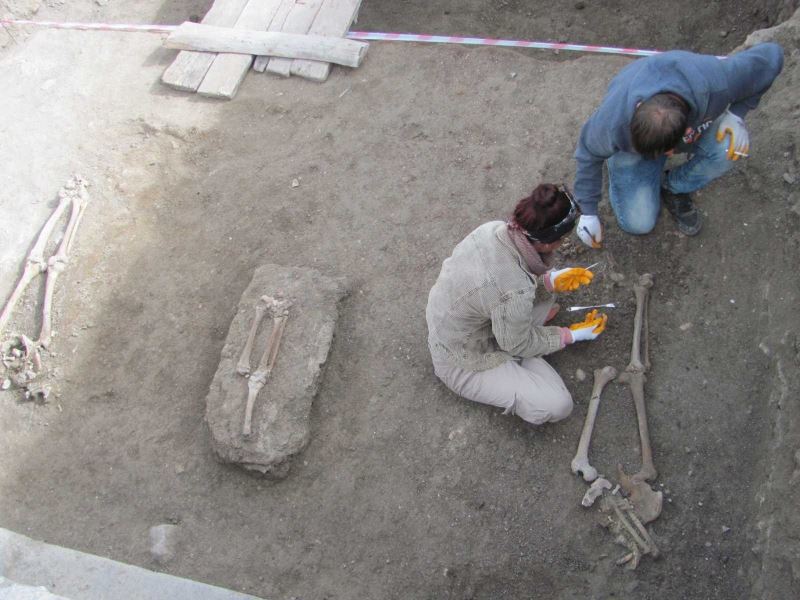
[547,267,594,293]
[567,309,608,342]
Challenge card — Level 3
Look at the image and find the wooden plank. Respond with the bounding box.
[290,0,362,82]
[253,0,295,72]
[197,0,284,99]
[265,0,323,77]
[164,22,368,67]
[161,0,249,92]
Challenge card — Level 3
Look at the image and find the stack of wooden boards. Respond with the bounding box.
[162,0,363,99]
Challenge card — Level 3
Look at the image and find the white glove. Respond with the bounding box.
[577,215,602,248]
[715,109,749,161]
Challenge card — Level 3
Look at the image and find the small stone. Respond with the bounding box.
[291,178,300,188]
[722,526,731,533]
[685,446,692,453]
[705,541,712,547]
[149,524,179,564]
[510,72,517,79]
[783,172,796,184]
[575,368,586,382]
[575,1,586,9]
[679,322,692,331]
[698,501,703,507]
[720,30,729,38]
[1,379,10,390]
[609,271,625,283]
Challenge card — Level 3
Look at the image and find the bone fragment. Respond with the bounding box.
[622,502,660,558]
[37,179,89,348]
[242,298,291,437]
[236,296,271,376]
[571,365,618,482]
[1,334,42,387]
[0,178,81,338]
[601,494,658,569]
[617,464,663,524]
[609,497,650,553]
[618,273,657,483]
[582,477,612,507]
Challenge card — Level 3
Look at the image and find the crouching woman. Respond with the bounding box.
[426,184,607,425]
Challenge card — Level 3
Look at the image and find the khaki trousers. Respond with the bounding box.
[432,297,573,425]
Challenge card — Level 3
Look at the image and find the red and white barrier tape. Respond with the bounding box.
[0,18,664,58]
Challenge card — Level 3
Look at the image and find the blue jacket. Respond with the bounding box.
[573,43,784,215]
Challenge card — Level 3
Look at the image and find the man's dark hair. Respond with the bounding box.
[630,93,689,159]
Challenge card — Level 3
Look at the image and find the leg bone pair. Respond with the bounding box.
[617,273,657,483]
[0,177,85,339]
[571,366,618,482]
[38,179,90,348]
[242,298,291,437]
[236,296,272,376]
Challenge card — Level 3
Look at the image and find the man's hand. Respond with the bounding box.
[577,215,602,248]
[568,309,608,342]
[715,109,750,161]
[548,267,594,293]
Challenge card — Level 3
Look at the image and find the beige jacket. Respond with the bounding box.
[426,221,563,371]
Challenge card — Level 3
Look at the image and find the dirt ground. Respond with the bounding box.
[1,1,799,599]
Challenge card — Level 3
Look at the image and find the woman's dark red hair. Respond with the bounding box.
[512,184,572,233]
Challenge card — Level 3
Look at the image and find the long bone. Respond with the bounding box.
[0,178,80,338]
[242,298,291,438]
[571,365,618,482]
[236,295,272,376]
[37,179,89,348]
[617,273,656,483]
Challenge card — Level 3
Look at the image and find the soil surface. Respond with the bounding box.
[1,1,799,600]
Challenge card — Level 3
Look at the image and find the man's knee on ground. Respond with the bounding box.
[619,212,658,235]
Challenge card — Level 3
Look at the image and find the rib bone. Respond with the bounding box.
[571,365,618,482]
[236,296,271,376]
[0,178,81,338]
[617,273,656,483]
[37,179,89,348]
[242,298,291,438]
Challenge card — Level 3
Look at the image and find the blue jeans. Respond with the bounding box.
[607,115,736,234]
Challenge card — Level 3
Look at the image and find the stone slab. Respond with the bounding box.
[205,263,346,477]
[0,528,262,600]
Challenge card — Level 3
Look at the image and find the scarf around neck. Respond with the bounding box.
[507,223,554,276]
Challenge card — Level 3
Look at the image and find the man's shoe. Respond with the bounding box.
[662,188,702,236]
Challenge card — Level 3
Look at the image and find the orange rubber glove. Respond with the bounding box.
[548,267,594,293]
[568,309,608,342]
